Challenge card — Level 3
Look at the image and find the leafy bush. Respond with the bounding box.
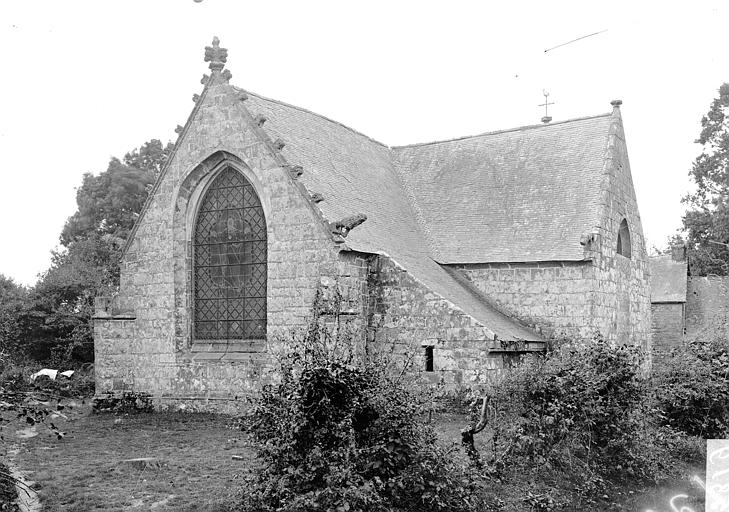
[653,326,729,438]
[238,323,487,512]
[92,391,154,414]
[0,358,94,399]
[0,274,29,358]
[1,357,93,443]
[489,338,650,480]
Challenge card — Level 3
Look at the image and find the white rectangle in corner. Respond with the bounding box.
[707,439,729,510]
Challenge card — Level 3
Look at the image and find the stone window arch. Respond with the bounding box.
[193,167,267,340]
[616,218,631,258]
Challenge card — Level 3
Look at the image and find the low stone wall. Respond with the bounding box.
[686,276,729,335]
[650,302,684,365]
[650,275,729,369]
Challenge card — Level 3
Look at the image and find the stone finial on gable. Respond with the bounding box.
[331,214,367,238]
[204,36,228,72]
[175,125,183,135]
[254,114,267,126]
[611,100,622,117]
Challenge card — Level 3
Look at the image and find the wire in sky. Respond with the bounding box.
[544,29,608,53]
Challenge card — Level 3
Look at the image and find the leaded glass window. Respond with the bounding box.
[194,168,267,340]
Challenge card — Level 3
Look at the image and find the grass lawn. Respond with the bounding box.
[4,404,252,512]
[3,407,705,512]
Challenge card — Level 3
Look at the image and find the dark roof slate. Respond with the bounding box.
[649,255,687,303]
[392,116,613,263]
[243,90,540,341]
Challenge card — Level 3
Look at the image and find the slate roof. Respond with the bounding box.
[392,116,613,263]
[242,89,541,341]
[649,255,688,303]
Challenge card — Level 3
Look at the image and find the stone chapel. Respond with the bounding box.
[93,38,650,410]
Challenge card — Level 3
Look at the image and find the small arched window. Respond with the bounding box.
[616,218,631,258]
[193,168,267,340]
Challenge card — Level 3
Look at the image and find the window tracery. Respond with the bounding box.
[193,168,267,340]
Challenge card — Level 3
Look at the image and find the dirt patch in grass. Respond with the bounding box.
[7,405,253,511]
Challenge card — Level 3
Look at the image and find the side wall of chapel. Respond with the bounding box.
[587,108,651,351]
[363,257,506,388]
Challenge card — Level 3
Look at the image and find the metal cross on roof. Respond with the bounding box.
[539,90,554,124]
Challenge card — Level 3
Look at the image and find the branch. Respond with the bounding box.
[0,469,33,497]
[461,396,491,467]
[708,240,729,248]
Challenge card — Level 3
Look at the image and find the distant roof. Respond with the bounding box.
[393,115,613,263]
[650,255,688,303]
[242,89,540,341]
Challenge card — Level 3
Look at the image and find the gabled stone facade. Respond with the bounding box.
[94,39,650,410]
[452,104,651,349]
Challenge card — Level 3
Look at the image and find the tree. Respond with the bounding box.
[24,235,125,361]
[21,139,171,363]
[682,83,729,275]
[60,139,172,247]
[122,139,173,177]
[0,274,29,356]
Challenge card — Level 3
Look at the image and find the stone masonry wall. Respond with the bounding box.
[366,256,506,388]
[95,75,348,411]
[686,276,729,336]
[650,303,685,365]
[588,106,651,351]
[453,261,596,341]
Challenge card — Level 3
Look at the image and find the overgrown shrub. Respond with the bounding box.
[1,356,93,443]
[653,326,729,438]
[238,323,488,512]
[0,359,94,399]
[92,391,154,414]
[489,338,650,479]
[0,275,28,358]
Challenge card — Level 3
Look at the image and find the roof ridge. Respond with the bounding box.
[237,86,613,153]
[391,112,613,149]
[234,87,391,149]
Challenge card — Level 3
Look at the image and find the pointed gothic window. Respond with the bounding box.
[193,168,267,340]
[616,218,631,258]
